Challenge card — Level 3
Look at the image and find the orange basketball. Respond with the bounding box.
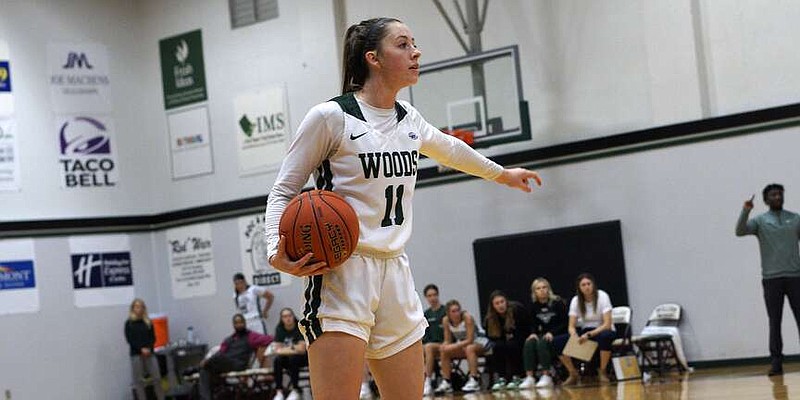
[279,190,359,270]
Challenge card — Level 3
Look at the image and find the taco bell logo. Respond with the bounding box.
[59,117,110,155]
[58,116,117,188]
[63,52,94,69]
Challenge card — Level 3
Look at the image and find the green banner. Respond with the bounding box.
[159,29,207,110]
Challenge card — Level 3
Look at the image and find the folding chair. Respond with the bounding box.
[220,346,274,399]
[632,303,685,376]
[611,306,633,356]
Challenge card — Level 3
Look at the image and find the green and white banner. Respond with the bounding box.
[159,29,207,110]
[234,86,290,175]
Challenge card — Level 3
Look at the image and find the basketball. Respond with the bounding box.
[278,190,359,269]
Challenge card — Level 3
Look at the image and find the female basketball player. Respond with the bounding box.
[265,17,542,399]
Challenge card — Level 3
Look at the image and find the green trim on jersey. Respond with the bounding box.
[330,92,408,123]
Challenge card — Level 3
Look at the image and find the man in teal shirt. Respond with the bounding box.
[736,183,800,375]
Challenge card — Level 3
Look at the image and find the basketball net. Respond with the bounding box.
[437,129,475,173]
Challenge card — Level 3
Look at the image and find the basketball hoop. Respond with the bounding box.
[438,129,475,173]
[442,128,475,146]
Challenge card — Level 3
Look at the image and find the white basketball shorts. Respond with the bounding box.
[298,251,427,359]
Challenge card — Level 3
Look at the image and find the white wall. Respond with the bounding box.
[699,0,800,115]
[136,0,341,211]
[3,1,800,398]
[408,125,800,362]
[344,0,800,151]
[0,233,160,399]
[0,0,158,220]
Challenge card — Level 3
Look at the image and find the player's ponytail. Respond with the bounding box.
[341,17,401,94]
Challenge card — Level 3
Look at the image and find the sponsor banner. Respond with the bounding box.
[0,239,39,315]
[69,234,134,308]
[0,40,13,116]
[159,29,207,110]
[0,60,10,93]
[0,117,20,191]
[238,214,291,287]
[48,42,112,113]
[234,87,290,175]
[55,115,119,189]
[168,106,213,179]
[167,223,216,299]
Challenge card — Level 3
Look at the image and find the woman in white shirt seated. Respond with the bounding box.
[553,273,615,385]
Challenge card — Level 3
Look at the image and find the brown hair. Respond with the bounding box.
[485,290,516,338]
[341,17,402,94]
[575,273,598,316]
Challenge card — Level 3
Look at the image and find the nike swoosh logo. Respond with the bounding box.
[349,131,368,140]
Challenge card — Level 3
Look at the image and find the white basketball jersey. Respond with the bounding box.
[266,93,502,259]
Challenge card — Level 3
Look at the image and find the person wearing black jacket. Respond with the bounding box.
[484,290,531,390]
[519,278,567,389]
[125,298,165,400]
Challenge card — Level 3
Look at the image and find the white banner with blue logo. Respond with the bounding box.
[48,42,112,114]
[238,214,291,287]
[55,115,119,189]
[234,86,290,176]
[167,223,217,299]
[0,40,13,116]
[69,234,134,308]
[0,239,38,315]
[167,105,213,179]
[0,117,20,191]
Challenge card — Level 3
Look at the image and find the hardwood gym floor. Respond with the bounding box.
[433,363,799,400]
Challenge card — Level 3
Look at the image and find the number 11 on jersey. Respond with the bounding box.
[381,184,405,227]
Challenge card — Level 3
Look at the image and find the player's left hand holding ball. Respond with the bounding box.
[495,168,542,193]
[269,235,330,277]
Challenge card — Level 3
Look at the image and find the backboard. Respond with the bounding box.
[409,45,530,148]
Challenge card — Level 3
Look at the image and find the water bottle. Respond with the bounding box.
[187,326,195,344]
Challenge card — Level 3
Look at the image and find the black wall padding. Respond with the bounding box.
[472,220,628,321]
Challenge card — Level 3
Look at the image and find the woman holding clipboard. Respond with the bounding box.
[553,273,615,385]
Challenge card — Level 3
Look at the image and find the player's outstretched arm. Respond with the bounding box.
[269,235,330,277]
[494,168,542,193]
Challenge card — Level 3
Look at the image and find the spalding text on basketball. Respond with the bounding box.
[300,224,313,254]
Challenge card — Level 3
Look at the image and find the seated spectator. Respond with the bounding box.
[554,273,615,385]
[125,298,165,400]
[198,313,273,400]
[484,290,531,390]
[519,278,567,389]
[422,284,447,396]
[435,300,492,394]
[272,308,307,400]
